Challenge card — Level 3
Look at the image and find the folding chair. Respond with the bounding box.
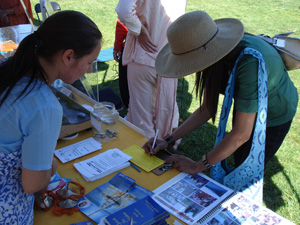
[35,1,61,24]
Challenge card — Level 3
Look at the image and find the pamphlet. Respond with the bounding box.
[76,172,153,224]
[73,148,132,182]
[55,137,102,163]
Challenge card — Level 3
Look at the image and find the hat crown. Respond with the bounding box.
[167,11,218,55]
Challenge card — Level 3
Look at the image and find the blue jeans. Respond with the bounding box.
[234,120,292,167]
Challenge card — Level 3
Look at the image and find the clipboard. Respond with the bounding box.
[151,150,172,175]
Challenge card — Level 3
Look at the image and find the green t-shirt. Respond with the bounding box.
[233,34,298,127]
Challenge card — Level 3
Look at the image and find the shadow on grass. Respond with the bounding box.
[264,156,300,211]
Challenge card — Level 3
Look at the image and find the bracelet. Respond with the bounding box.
[163,134,176,148]
[202,154,213,169]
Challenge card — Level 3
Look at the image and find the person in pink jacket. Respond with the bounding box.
[115,0,187,139]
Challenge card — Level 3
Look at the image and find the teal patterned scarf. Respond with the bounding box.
[210,47,268,203]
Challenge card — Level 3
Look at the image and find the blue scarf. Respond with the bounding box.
[210,47,268,203]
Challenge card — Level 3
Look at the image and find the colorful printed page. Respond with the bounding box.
[123,144,164,172]
[201,192,295,225]
[152,172,233,225]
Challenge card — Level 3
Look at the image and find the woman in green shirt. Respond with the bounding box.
[143,11,298,174]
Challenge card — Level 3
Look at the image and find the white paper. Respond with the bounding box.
[74,148,132,182]
[55,137,102,163]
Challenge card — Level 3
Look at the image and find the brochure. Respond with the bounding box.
[76,172,153,224]
[55,137,102,163]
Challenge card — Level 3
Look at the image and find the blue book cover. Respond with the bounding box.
[76,172,153,224]
[104,195,170,225]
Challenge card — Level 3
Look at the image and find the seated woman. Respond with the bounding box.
[0,10,102,224]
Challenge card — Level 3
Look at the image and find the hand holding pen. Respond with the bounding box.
[151,129,159,154]
[143,130,169,155]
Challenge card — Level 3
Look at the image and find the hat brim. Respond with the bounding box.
[155,18,244,78]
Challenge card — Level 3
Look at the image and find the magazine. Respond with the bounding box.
[152,172,233,225]
[76,172,153,224]
[200,192,295,225]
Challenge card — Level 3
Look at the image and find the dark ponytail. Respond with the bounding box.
[0,10,102,107]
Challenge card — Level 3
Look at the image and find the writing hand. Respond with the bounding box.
[143,138,167,155]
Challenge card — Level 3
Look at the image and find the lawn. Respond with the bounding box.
[30,0,300,224]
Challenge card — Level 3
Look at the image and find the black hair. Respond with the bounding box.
[195,44,244,123]
[0,10,102,107]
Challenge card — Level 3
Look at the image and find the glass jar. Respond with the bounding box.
[90,102,119,140]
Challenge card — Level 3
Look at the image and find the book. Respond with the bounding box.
[152,172,233,225]
[103,195,170,225]
[76,172,153,224]
[152,172,295,225]
[73,148,132,182]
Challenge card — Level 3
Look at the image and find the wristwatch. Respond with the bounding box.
[202,154,213,169]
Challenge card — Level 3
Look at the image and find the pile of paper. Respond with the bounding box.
[73,148,132,182]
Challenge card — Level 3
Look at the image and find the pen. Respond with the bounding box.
[130,162,141,172]
[151,129,159,151]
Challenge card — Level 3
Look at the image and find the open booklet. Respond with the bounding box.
[152,172,295,225]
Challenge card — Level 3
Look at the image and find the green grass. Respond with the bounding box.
[30,0,300,224]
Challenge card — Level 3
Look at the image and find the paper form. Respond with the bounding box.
[123,145,164,172]
[55,137,102,163]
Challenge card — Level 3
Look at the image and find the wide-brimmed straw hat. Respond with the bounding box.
[155,11,244,78]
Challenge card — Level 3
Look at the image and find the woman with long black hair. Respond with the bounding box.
[143,11,298,202]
